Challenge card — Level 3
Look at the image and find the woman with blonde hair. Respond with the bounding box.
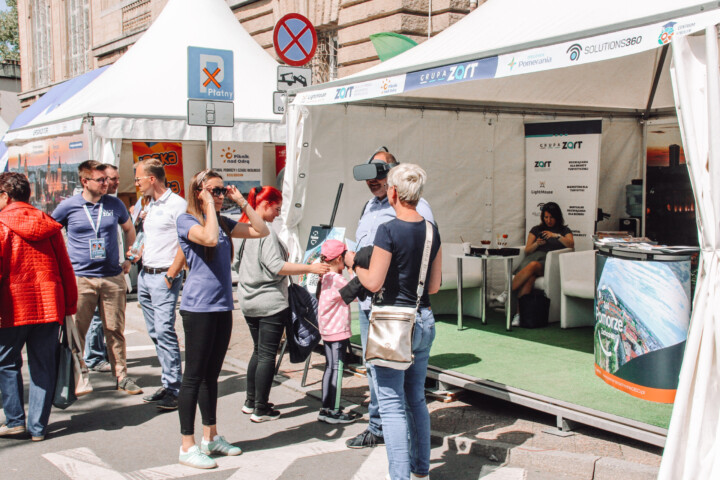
[354,163,442,480]
[175,170,269,469]
[237,185,329,422]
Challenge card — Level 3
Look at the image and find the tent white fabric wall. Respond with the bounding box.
[4,0,284,164]
[280,104,640,287]
[658,29,720,480]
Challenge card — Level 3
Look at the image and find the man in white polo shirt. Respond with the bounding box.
[132,158,186,410]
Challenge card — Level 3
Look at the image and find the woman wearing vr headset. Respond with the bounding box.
[175,170,269,469]
[237,186,330,424]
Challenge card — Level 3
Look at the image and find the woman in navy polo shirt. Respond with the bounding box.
[175,169,269,469]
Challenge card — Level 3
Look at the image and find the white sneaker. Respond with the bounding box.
[495,291,508,304]
[512,313,521,327]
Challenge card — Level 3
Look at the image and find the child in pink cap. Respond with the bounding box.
[317,239,357,424]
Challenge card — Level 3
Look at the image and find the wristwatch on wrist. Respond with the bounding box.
[238,200,247,209]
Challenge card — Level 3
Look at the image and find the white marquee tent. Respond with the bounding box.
[280,1,720,477]
[2,0,284,184]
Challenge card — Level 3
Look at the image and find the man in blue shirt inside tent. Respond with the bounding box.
[343,148,434,449]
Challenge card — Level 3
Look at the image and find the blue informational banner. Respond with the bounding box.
[187,46,234,101]
[404,56,498,92]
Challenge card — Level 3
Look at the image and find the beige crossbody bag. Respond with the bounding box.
[365,221,433,370]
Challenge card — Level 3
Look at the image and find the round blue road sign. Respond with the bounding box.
[273,13,317,67]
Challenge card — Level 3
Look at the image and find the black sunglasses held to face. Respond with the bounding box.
[210,186,229,198]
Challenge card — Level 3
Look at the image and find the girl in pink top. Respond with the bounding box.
[317,240,357,425]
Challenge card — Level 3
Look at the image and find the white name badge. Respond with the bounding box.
[89,238,107,260]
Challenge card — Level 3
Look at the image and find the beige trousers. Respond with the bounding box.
[75,273,127,379]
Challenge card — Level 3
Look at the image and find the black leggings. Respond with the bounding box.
[177,310,232,436]
[322,339,349,410]
[245,308,289,412]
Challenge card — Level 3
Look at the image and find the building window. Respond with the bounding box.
[31,0,54,88]
[311,31,338,84]
[122,0,152,35]
[66,0,91,78]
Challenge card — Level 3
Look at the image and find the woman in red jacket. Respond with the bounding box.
[0,172,78,441]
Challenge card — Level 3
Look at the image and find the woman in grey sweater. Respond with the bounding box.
[237,186,329,422]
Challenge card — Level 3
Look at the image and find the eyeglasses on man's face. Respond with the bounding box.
[134,176,152,183]
[87,177,108,184]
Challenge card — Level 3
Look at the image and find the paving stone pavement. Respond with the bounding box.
[0,299,664,479]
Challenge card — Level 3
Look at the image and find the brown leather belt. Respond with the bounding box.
[142,266,169,274]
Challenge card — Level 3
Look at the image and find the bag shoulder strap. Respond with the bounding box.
[415,220,434,308]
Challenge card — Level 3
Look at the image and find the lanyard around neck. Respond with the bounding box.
[83,203,103,238]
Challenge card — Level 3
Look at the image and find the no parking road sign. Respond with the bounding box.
[188,46,234,101]
[273,13,317,67]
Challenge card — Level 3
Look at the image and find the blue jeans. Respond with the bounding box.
[0,322,60,437]
[359,307,383,437]
[83,308,108,368]
[137,271,182,395]
[374,307,435,480]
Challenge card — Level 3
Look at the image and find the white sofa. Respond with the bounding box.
[513,247,573,323]
[559,250,596,328]
[430,243,484,318]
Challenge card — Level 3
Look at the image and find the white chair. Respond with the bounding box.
[559,250,596,328]
[513,247,573,323]
[430,243,484,318]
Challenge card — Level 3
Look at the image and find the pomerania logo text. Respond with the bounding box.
[517,54,552,69]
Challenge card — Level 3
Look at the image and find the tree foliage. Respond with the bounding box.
[0,0,19,61]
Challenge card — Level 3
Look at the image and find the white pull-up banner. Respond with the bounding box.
[524,120,602,251]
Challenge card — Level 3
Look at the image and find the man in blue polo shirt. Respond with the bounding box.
[344,150,434,449]
[52,160,140,395]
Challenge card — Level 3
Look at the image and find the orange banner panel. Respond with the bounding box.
[132,142,185,198]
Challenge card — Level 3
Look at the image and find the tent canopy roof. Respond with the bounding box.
[7,0,281,141]
[293,0,720,114]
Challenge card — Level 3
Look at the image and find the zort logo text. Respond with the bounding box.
[334,86,353,100]
[562,141,582,150]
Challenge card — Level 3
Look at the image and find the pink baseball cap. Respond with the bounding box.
[321,240,346,261]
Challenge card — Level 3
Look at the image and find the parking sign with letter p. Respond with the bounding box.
[188,46,234,101]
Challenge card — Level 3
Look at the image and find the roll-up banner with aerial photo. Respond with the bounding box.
[594,253,691,403]
[524,120,601,251]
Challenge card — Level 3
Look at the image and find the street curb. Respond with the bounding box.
[222,356,659,480]
[437,431,659,479]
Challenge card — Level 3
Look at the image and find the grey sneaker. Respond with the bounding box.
[201,436,242,456]
[91,361,112,373]
[325,410,357,425]
[0,424,26,436]
[317,408,330,423]
[143,387,167,403]
[118,377,143,395]
[178,445,217,469]
[346,429,384,448]
[157,393,179,410]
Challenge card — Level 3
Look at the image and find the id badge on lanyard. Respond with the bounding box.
[84,203,107,260]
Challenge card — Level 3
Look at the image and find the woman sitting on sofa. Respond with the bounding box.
[509,202,574,318]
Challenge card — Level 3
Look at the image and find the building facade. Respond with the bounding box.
[17,0,478,108]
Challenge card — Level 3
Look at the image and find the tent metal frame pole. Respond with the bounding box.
[643,45,670,120]
[641,121,648,237]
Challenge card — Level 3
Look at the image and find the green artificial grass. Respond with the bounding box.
[350,310,673,429]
